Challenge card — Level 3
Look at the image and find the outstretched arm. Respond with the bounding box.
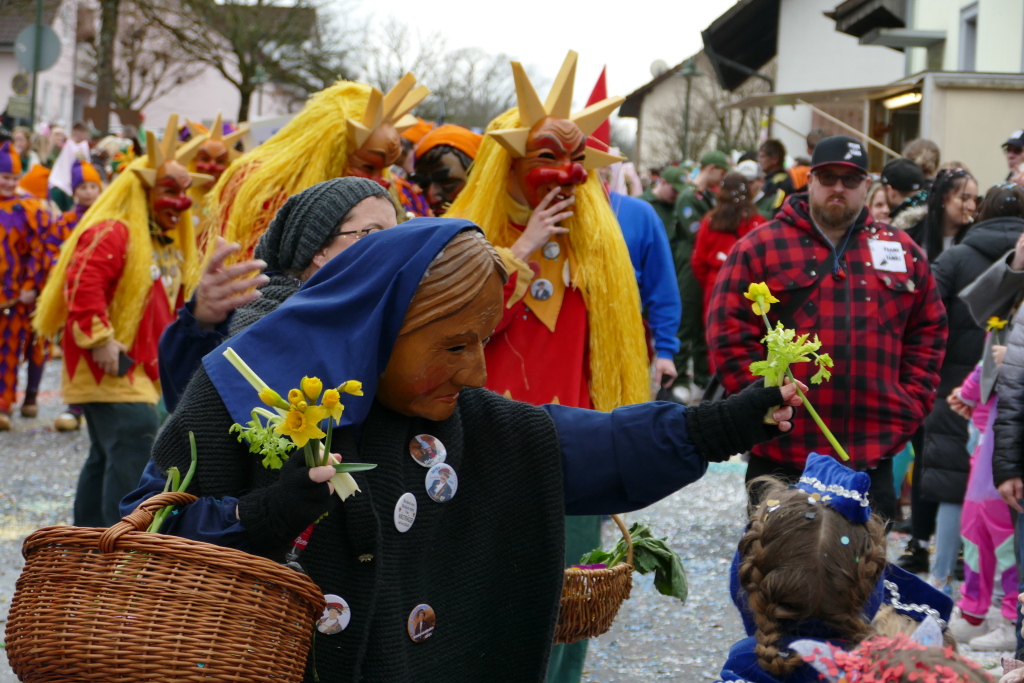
[552,380,802,514]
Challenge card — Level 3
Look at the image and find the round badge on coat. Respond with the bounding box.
[542,241,561,260]
[150,264,161,281]
[407,604,436,643]
[425,464,458,503]
[394,492,417,533]
[530,278,554,302]
[409,434,446,467]
[317,594,351,634]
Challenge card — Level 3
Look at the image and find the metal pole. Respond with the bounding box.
[28,0,43,129]
[683,74,693,161]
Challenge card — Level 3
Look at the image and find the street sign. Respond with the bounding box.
[15,25,61,72]
[7,96,31,118]
[12,73,30,96]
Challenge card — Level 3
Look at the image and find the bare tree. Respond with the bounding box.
[137,0,355,121]
[356,21,543,131]
[81,1,203,112]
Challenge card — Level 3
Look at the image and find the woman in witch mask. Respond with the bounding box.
[125,218,802,683]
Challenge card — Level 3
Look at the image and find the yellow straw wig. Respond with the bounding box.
[206,80,372,258]
[446,108,650,412]
[34,157,199,348]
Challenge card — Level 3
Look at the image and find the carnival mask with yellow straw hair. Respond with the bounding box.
[178,113,249,188]
[346,74,429,187]
[489,51,625,209]
[132,115,213,231]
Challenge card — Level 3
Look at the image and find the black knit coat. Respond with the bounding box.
[153,369,567,683]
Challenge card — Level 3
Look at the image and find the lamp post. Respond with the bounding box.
[679,57,702,161]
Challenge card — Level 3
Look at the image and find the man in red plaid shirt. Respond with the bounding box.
[706,135,947,520]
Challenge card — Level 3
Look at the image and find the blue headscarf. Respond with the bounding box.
[202,217,485,428]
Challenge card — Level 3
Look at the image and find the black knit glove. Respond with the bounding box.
[688,379,788,463]
[237,453,334,554]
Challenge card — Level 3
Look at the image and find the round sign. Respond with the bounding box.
[15,25,62,73]
[12,73,30,96]
[425,464,458,503]
[409,434,446,468]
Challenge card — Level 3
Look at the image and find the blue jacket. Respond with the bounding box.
[611,192,681,360]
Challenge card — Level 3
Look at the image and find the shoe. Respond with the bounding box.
[896,539,929,574]
[54,412,81,432]
[948,608,990,643]
[20,403,38,418]
[968,618,1017,651]
[955,556,965,582]
[0,412,9,431]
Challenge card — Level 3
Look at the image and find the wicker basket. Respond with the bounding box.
[553,514,634,644]
[5,491,325,682]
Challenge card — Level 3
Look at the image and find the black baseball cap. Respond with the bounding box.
[1003,129,1024,149]
[880,158,925,193]
[810,135,869,173]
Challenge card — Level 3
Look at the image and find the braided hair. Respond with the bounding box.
[707,171,758,233]
[738,478,887,676]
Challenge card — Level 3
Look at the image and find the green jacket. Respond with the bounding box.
[671,187,715,268]
[754,188,785,221]
[640,189,678,241]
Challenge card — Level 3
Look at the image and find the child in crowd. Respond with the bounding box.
[946,354,1019,649]
[719,453,954,683]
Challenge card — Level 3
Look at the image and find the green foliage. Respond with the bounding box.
[229,414,295,470]
[749,322,833,387]
[579,521,688,603]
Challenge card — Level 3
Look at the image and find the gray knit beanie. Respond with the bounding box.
[255,177,391,274]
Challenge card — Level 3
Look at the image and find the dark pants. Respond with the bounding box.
[74,402,160,527]
[908,427,938,541]
[674,266,709,388]
[745,453,896,525]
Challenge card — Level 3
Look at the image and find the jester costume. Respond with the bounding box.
[178,113,248,249]
[206,76,428,259]
[0,142,62,427]
[34,116,207,526]
[446,51,649,683]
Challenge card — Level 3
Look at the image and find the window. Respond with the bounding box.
[959,2,978,71]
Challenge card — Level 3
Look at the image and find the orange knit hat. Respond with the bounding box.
[415,124,483,161]
[18,164,50,198]
[400,118,434,145]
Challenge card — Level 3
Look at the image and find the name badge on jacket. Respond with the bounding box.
[868,239,908,273]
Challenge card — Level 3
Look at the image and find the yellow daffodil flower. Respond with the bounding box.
[258,388,289,410]
[321,388,344,421]
[338,380,364,396]
[301,376,323,401]
[288,388,304,406]
[275,405,328,447]
[744,282,780,316]
[987,317,1008,332]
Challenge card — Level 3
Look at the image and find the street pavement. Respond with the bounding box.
[0,361,1010,681]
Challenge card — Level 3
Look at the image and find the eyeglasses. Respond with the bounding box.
[332,227,383,241]
[812,171,868,189]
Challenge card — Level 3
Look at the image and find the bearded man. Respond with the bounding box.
[705,135,947,521]
[34,115,210,527]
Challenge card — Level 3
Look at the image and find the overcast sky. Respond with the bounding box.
[357,0,740,130]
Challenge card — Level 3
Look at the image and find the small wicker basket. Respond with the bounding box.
[553,514,634,644]
[5,491,325,683]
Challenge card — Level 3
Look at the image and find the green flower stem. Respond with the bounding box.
[785,368,850,461]
[757,303,850,462]
[322,418,334,467]
[223,347,272,394]
[304,442,316,468]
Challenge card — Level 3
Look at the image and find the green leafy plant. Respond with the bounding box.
[578,521,688,603]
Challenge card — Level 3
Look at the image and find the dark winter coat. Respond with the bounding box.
[921,216,1024,502]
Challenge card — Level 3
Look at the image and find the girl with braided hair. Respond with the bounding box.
[719,454,955,683]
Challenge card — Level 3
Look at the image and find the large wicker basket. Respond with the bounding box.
[553,514,634,644]
[5,491,325,682]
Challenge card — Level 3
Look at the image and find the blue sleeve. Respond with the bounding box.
[120,460,251,551]
[545,401,707,514]
[611,193,682,359]
[159,298,232,412]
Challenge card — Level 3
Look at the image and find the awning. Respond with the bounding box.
[826,0,905,39]
[726,81,919,109]
[701,0,779,91]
